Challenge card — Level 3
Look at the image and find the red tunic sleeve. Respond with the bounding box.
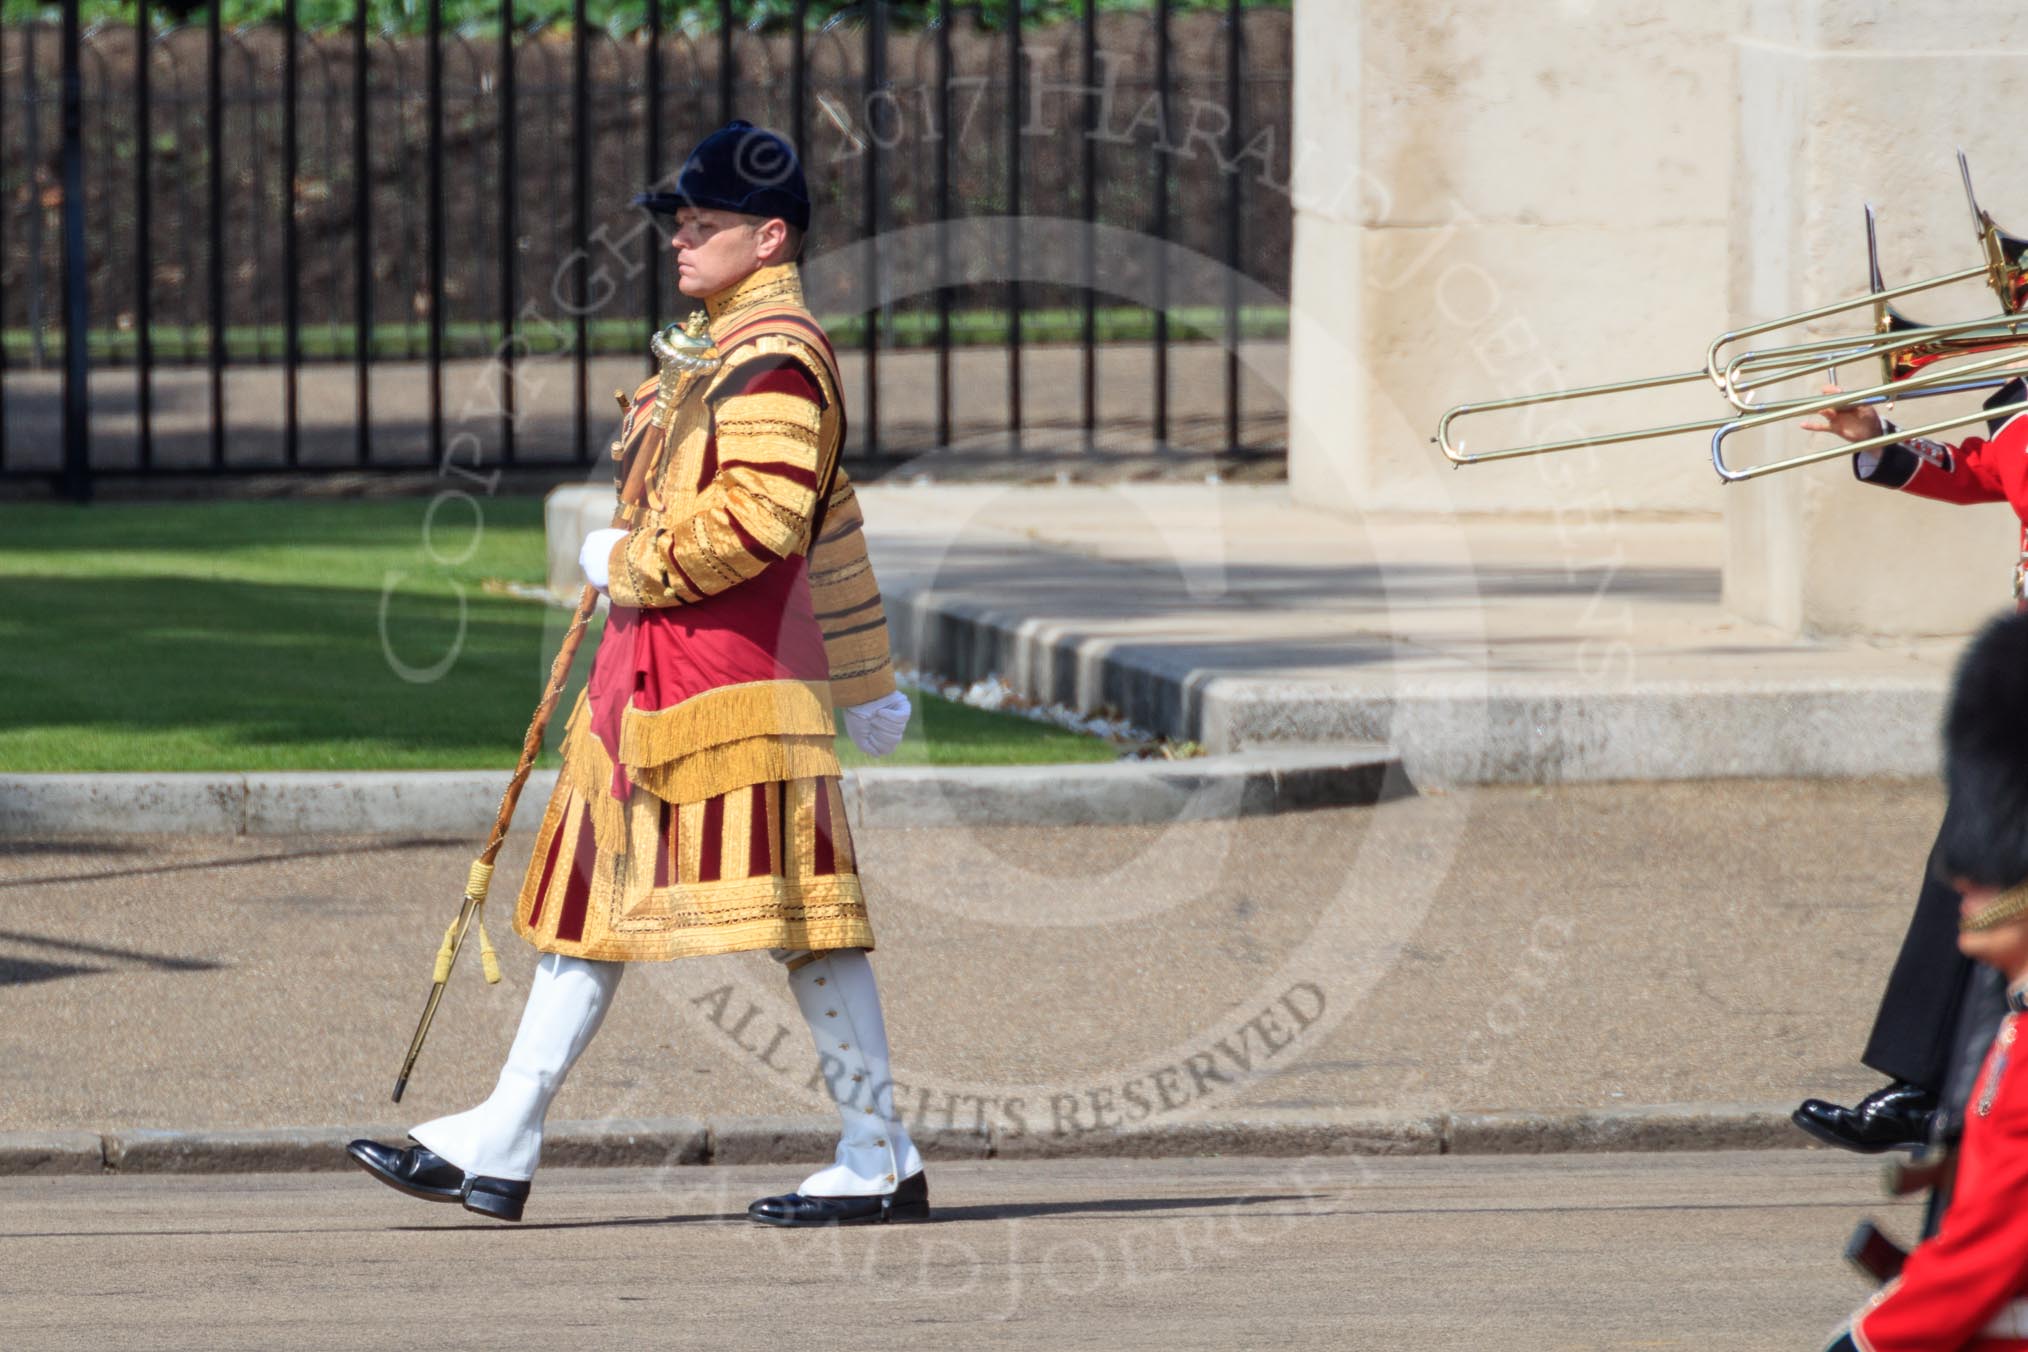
[1896,432,2009,507]
[1855,409,2028,511]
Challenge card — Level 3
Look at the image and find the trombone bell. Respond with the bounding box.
[1962,149,2028,314]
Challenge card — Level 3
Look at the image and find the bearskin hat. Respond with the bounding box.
[1939,610,2028,889]
[633,120,810,233]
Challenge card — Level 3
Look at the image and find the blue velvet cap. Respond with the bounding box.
[632,120,810,232]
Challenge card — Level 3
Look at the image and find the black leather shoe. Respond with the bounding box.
[347,1139,465,1203]
[1792,1082,1938,1154]
[460,1173,531,1223]
[747,1170,930,1227]
[345,1138,531,1222]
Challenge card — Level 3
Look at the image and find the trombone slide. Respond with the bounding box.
[1711,347,2028,482]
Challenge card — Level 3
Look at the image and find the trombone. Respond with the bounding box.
[1711,158,2028,481]
[1712,205,2028,410]
[1714,154,2028,408]
[1434,153,2028,477]
[1708,347,2028,483]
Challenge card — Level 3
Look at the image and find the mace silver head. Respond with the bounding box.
[651,310,720,375]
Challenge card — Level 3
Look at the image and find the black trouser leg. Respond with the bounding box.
[1861,834,1977,1093]
[1936,965,2009,1132]
[1921,964,2008,1239]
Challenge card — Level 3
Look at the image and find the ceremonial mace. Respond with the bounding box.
[390,312,721,1103]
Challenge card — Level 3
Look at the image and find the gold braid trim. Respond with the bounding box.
[715,387,824,443]
[530,886,873,963]
[555,700,628,856]
[622,543,655,609]
[629,734,842,807]
[718,417,828,441]
[1964,881,2028,932]
[679,512,751,592]
[559,696,842,854]
[814,557,874,590]
[617,679,836,765]
[745,492,814,548]
[807,474,896,706]
[829,668,899,708]
[704,263,808,327]
[649,388,824,587]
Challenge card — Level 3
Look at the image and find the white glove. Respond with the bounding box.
[577,528,629,593]
[843,691,912,758]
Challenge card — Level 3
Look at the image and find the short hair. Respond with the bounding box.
[733,213,803,265]
[747,218,802,265]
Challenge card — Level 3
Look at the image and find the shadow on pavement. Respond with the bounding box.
[0,927,222,976]
[0,839,456,891]
[0,957,108,987]
[930,1192,1315,1223]
[374,1193,1319,1232]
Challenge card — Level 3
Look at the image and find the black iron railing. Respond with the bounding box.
[1,1,1292,498]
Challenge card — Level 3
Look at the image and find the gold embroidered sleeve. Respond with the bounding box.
[808,469,896,705]
[607,387,826,609]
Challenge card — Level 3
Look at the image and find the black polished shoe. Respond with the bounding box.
[345,1138,531,1222]
[460,1173,531,1223]
[1792,1081,1938,1154]
[347,1139,465,1203]
[747,1170,930,1227]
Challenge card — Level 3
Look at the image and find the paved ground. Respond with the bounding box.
[0,778,1942,1136]
[0,1151,1910,1350]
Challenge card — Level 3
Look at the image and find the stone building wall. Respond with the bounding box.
[1291,0,2028,635]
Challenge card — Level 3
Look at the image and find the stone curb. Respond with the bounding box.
[545,1117,709,1169]
[0,1105,1818,1177]
[844,743,1408,829]
[102,1126,405,1174]
[0,774,250,836]
[1443,1103,1802,1154]
[990,1109,1443,1160]
[0,747,1405,837]
[0,1131,105,1176]
[880,585,1953,783]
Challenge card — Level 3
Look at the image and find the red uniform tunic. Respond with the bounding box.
[1856,393,2028,603]
[1852,989,2028,1351]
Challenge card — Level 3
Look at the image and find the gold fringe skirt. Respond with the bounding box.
[513,705,874,963]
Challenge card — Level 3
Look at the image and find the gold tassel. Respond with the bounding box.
[477,906,503,984]
[429,861,502,985]
[431,916,459,984]
[467,861,502,983]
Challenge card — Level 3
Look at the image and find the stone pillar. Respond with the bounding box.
[1284,0,1366,514]
[1722,0,2022,635]
[1288,0,1741,516]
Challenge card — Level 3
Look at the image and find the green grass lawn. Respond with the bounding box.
[0,498,1117,773]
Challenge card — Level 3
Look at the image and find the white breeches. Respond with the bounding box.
[408,946,919,1195]
[409,951,623,1181]
[777,948,924,1198]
